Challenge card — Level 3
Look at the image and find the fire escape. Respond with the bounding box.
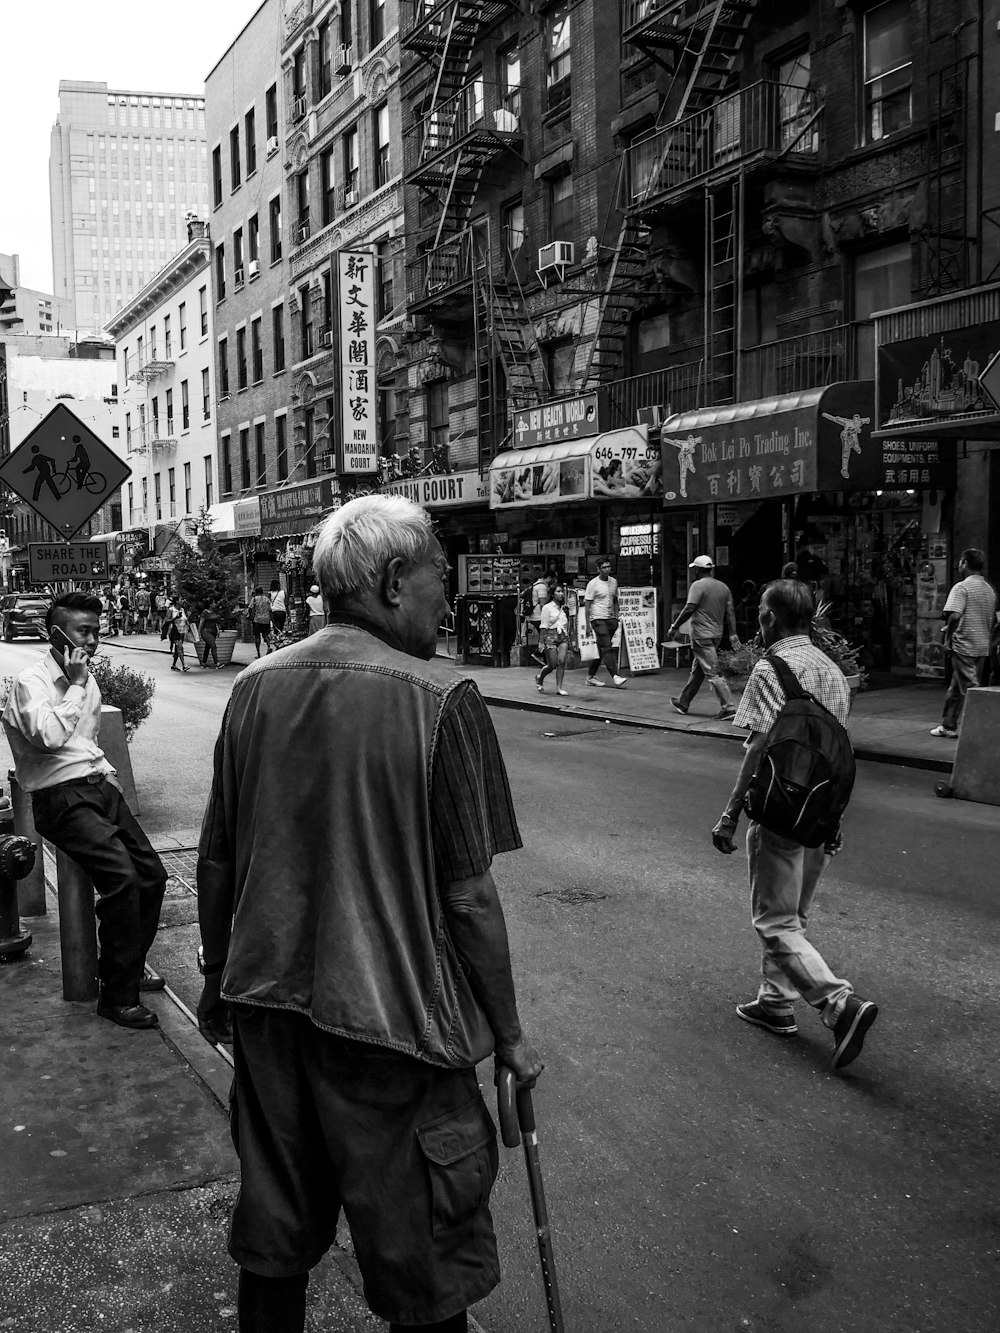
[402,1,545,466]
[919,53,973,298]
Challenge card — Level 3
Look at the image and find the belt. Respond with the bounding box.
[36,773,110,793]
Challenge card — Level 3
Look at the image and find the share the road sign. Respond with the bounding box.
[0,403,131,540]
[28,543,109,584]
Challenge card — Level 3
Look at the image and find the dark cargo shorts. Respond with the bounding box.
[228,1006,500,1326]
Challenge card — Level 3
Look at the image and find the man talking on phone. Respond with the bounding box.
[2,591,167,1029]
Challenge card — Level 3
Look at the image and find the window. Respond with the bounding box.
[321,270,333,337]
[502,197,525,254]
[377,239,393,319]
[370,0,386,47]
[168,467,176,510]
[126,411,132,448]
[128,481,134,524]
[300,284,314,357]
[550,173,574,241]
[199,285,208,336]
[240,427,251,490]
[218,337,229,397]
[141,477,148,516]
[165,387,174,434]
[317,19,333,100]
[220,437,230,496]
[296,171,310,237]
[255,421,266,485]
[269,194,282,262]
[112,425,120,439]
[202,367,211,419]
[181,379,190,430]
[236,326,247,389]
[152,395,160,438]
[864,0,911,142]
[341,2,352,50]
[184,461,192,514]
[273,304,286,372]
[773,51,817,152]
[547,5,571,111]
[276,414,288,480]
[854,242,911,365]
[303,407,316,477]
[293,49,306,109]
[374,102,391,185]
[215,242,226,299]
[179,302,187,350]
[234,226,244,282]
[212,146,222,207]
[150,326,158,361]
[344,126,359,199]
[251,317,263,383]
[321,147,336,226]
[379,384,396,452]
[248,213,259,267]
[266,83,278,142]
[245,107,257,175]
[499,43,521,122]
[154,473,162,521]
[163,313,171,357]
[230,125,241,189]
[428,381,449,453]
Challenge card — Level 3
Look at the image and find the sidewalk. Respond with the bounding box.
[103,628,956,771]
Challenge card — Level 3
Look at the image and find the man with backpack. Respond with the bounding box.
[710,578,878,1072]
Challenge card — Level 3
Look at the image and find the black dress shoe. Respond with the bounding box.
[139,975,166,992]
[96,1002,159,1029]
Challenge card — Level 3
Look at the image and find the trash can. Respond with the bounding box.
[456,594,517,667]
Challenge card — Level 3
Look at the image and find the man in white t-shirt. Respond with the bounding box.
[584,558,626,688]
[931,547,998,738]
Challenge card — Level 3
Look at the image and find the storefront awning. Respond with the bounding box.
[488,427,661,509]
[205,501,237,539]
[659,381,955,507]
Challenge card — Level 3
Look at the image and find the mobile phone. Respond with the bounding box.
[48,625,75,655]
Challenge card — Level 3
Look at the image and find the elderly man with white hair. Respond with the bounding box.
[196,495,542,1333]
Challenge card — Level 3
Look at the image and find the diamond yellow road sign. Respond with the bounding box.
[0,403,131,540]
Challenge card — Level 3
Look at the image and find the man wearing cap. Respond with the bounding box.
[668,556,740,720]
[306,585,325,636]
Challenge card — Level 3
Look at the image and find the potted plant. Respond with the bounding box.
[171,509,244,667]
[811,600,867,696]
[87,655,156,740]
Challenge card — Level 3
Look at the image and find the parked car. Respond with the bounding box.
[1,594,51,641]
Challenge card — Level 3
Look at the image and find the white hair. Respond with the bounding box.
[312,495,433,601]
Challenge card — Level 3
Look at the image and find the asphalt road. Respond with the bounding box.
[2,639,998,1332]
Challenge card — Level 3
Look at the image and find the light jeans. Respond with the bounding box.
[678,638,732,708]
[747,822,851,1029]
[942,652,985,730]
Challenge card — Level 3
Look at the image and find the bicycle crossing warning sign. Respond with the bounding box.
[0,403,131,540]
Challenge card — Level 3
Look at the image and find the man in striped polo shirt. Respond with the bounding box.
[931,548,997,739]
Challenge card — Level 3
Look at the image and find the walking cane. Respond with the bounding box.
[497,1066,566,1333]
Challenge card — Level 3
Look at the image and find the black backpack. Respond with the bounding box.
[744,653,856,848]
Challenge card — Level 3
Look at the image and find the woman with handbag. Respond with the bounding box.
[535,587,570,695]
[249,586,273,657]
[169,600,193,672]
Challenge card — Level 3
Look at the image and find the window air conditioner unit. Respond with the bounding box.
[234,267,245,288]
[292,95,306,121]
[295,221,310,243]
[343,188,359,208]
[337,44,352,74]
[537,240,574,282]
[320,329,333,348]
[266,135,279,155]
[636,405,661,429]
[248,259,260,277]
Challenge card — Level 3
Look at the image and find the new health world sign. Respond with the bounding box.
[337,249,378,474]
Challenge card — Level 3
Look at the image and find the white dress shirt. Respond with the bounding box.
[1,651,115,792]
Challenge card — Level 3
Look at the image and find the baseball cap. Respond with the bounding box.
[310,585,320,594]
[689,555,714,569]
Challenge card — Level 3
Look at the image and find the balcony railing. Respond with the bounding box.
[406,227,481,307]
[404,79,518,179]
[401,1,513,51]
[621,0,684,44]
[627,80,822,207]
[604,323,872,426]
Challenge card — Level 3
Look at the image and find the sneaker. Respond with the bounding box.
[736,1001,798,1036]
[612,675,627,688]
[832,995,878,1071]
[718,706,737,721]
[585,677,604,687]
[535,674,544,693]
[930,725,958,738]
[670,697,688,715]
[557,689,569,696]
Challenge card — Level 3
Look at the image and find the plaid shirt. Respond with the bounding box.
[732,635,851,736]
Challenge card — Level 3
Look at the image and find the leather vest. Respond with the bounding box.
[218,624,494,1068]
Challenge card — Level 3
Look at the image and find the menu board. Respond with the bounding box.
[618,587,660,674]
[463,555,520,594]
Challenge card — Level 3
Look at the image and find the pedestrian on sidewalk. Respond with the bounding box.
[249,586,272,657]
[196,494,542,1333]
[269,579,287,634]
[1,592,167,1030]
[535,586,570,695]
[198,605,221,668]
[134,584,150,635]
[526,566,549,667]
[668,555,740,720]
[711,578,878,1071]
[931,548,997,739]
[306,584,325,635]
[169,601,193,672]
[584,557,627,689]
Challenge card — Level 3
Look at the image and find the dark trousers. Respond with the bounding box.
[201,628,218,665]
[31,779,167,1006]
[271,610,287,633]
[587,618,619,679]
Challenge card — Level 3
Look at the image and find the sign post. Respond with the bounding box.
[0,403,130,540]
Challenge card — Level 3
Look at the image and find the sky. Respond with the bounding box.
[0,0,262,293]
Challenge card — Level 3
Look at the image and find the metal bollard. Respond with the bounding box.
[0,790,36,961]
[8,772,47,916]
[55,849,98,1001]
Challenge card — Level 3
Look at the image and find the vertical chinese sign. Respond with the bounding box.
[337,249,378,473]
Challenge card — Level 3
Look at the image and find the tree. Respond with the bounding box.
[171,508,242,627]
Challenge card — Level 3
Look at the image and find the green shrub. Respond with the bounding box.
[89,655,156,741]
[172,508,243,627]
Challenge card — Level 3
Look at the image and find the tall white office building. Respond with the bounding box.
[49,80,210,334]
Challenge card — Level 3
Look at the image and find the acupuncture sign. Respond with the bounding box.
[0,403,131,540]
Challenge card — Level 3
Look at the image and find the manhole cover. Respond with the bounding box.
[537,887,609,905]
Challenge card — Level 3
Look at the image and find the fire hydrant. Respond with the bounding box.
[0,790,36,961]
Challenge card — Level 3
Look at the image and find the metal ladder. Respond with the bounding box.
[705,174,743,405]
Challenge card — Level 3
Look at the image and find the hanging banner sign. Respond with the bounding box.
[337,249,378,474]
[617,586,659,673]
